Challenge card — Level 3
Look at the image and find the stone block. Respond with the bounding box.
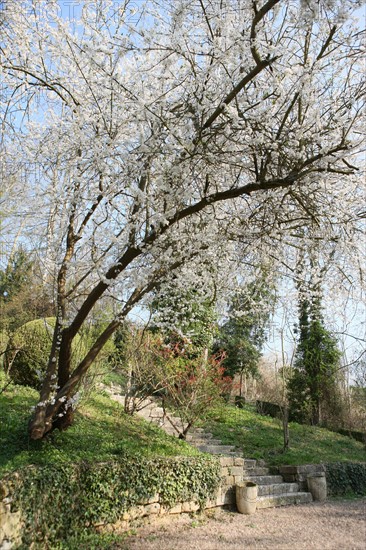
[144,503,160,516]
[230,466,244,477]
[168,503,182,514]
[123,503,161,521]
[182,501,200,513]
[220,467,230,477]
[234,458,245,467]
[234,475,243,484]
[219,457,234,467]
[204,499,217,509]
[300,464,325,474]
[279,464,324,476]
[243,459,256,469]
[279,465,298,474]
[223,475,235,486]
[122,505,146,521]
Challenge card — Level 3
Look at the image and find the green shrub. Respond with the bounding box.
[6,318,86,390]
[76,323,117,396]
[0,330,9,370]
[4,455,221,547]
[80,322,116,370]
[324,462,366,496]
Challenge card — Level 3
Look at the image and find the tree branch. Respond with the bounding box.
[202,57,278,130]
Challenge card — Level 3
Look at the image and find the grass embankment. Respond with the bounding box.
[203,404,365,466]
[1,371,364,476]
[0,376,199,477]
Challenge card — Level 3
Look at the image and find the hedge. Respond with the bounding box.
[324,462,366,496]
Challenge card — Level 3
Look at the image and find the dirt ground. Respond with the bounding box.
[120,498,366,550]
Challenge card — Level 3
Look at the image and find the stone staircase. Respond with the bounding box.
[241,459,313,509]
[102,386,313,510]
[186,430,312,509]
[186,428,240,456]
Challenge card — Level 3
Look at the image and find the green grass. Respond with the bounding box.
[202,403,365,466]
[0,375,199,477]
[1,368,364,477]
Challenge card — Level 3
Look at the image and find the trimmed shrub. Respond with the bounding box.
[6,318,86,390]
[79,322,116,370]
[324,462,366,496]
[4,455,221,547]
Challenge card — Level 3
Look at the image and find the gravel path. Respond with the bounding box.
[120,498,366,550]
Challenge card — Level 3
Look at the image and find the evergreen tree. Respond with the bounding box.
[288,296,341,425]
[0,249,33,302]
[216,281,273,399]
[0,249,54,333]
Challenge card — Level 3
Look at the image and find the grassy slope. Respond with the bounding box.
[1,371,364,476]
[0,378,199,477]
[203,404,365,466]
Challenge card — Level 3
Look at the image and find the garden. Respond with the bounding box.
[1,0,365,548]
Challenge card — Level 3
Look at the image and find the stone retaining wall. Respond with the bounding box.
[0,457,244,548]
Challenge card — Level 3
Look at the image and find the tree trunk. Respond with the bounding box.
[28,318,121,439]
[239,371,243,397]
[282,407,290,451]
[51,405,74,432]
[124,361,134,414]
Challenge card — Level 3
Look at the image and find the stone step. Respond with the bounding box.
[256,492,313,509]
[229,452,245,457]
[148,409,165,418]
[218,451,244,458]
[165,420,186,430]
[243,467,270,476]
[186,432,213,441]
[243,459,257,469]
[258,483,300,497]
[137,408,161,418]
[247,475,284,485]
[138,399,156,409]
[197,444,236,454]
[189,439,223,446]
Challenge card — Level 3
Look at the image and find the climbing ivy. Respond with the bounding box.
[5,454,221,547]
[324,462,366,496]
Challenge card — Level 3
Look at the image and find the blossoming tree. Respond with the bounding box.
[0,0,364,438]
